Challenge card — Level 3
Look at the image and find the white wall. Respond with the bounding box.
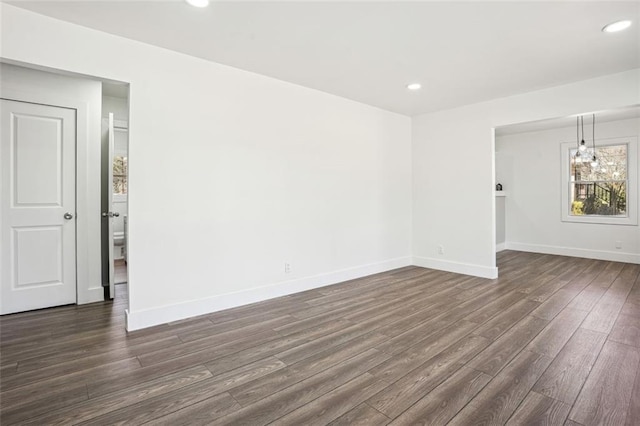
[0,4,412,329]
[102,95,128,122]
[495,195,506,249]
[412,69,640,278]
[0,63,104,304]
[496,117,640,263]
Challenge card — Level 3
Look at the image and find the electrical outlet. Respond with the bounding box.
[615,241,622,249]
[284,263,291,273]
[437,245,444,255]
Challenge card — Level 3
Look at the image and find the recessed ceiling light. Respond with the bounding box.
[602,20,632,33]
[406,83,421,91]
[185,0,209,7]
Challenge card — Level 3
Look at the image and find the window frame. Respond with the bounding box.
[561,136,637,226]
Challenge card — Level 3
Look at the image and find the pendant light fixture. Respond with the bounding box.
[575,116,583,160]
[590,113,598,168]
[574,113,597,166]
[579,116,587,152]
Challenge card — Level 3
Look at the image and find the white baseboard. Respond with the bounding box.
[505,242,640,264]
[496,242,507,252]
[412,256,498,279]
[125,256,412,331]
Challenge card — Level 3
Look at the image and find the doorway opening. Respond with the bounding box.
[0,61,131,317]
[493,105,640,266]
[101,83,130,303]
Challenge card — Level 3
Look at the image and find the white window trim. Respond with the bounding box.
[561,136,638,225]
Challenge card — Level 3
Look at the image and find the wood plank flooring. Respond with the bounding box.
[1,251,639,425]
[115,259,128,284]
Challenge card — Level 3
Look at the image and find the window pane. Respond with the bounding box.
[113,155,128,176]
[571,182,626,216]
[113,176,127,195]
[570,145,626,182]
[112,155,128,195]
[569,144,627,217]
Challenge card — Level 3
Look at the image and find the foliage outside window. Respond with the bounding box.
[113,155,127,195]
[570,145,626,217]
[561,137,637,226]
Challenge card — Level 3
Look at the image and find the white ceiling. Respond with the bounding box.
[7,0,640,116]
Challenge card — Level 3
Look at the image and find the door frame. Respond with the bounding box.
[1,86,96,304]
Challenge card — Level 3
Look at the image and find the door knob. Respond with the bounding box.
[102,212,120,218]
[64,212,74,220]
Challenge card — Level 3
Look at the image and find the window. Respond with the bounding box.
[113,155,127,195]
[561,137,637,225]
[112,124,128,200]
[570,144,626,216]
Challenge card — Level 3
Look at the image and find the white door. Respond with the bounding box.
[1,99,77,314]
[107,113,116,299]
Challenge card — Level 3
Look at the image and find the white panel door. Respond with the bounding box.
[1,99,76,314]
[107,113,115,299]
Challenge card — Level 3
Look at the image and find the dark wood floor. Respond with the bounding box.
[115,259,128,284]
[1,251,639,425]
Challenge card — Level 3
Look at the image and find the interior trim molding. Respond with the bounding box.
[412,256,498,279]
[496,242,507,252]
[125,256,413,331]
[505,241,640,264]
[1,83,102,308]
